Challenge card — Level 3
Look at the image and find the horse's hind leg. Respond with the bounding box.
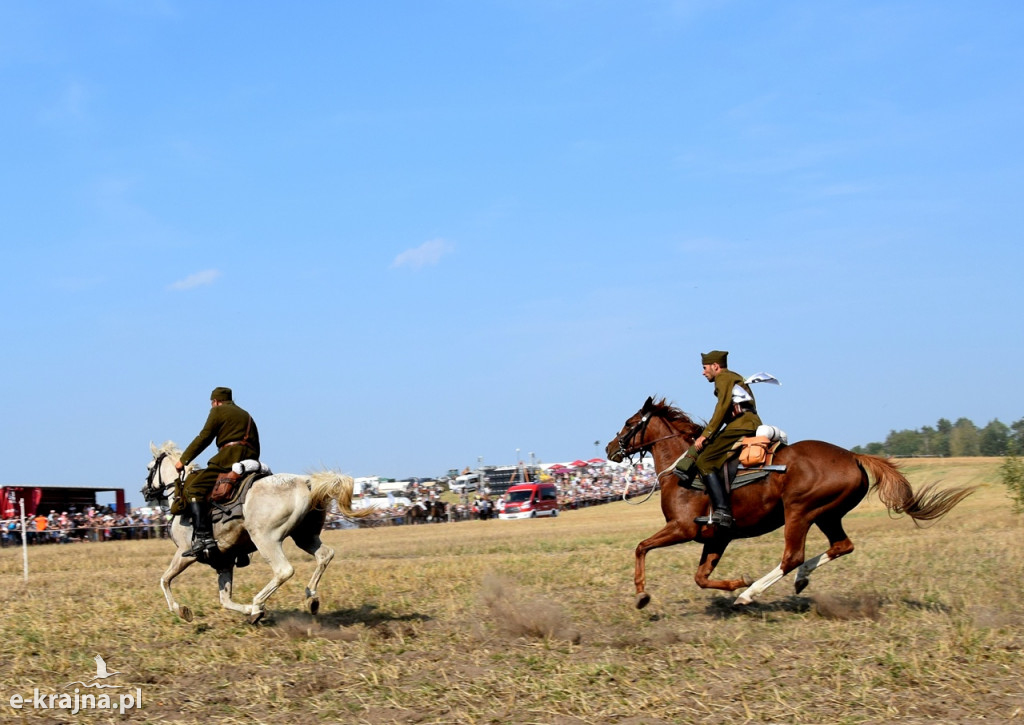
[160,550,197,622]
[292,530,334,615]
[794,517,855,595]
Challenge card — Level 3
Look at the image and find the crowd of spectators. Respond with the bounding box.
[555,464,656,509]
[1,506,171,546]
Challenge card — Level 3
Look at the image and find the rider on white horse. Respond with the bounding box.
[174,387,260,560]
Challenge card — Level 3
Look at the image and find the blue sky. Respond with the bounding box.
[2,1,1022,489]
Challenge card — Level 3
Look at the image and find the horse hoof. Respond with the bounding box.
[734,594,752,606]
[179,606,193,622]
[249,610,265,625]
[307,597,320,615]
[635,592,651,610]
[794,578,809,595]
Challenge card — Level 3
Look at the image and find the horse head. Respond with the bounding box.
[606,396,702,465]
[142,441,186,504]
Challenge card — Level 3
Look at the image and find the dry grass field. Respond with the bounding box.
[0,458,1021,724]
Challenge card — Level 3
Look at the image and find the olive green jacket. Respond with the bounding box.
[180,401,261,469]
[696,369,762,474]
[701,369,757,439]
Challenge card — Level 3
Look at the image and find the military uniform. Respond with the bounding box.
[691,350,762,530]
[176,387,260,560]
[695,367,762,475]
[180,393,260,502]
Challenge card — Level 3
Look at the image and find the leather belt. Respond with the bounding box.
[730,403,756,419]
[219,441,247,450]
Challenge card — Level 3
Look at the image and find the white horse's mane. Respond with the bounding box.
[152,440,182,461]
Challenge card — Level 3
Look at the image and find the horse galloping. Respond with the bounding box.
[607,397,975,609]
[143,442,372,623]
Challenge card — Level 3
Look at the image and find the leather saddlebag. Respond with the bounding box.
[738,436,773,467]
[210,471,241,503]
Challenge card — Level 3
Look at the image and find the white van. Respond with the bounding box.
[449,473,480,494]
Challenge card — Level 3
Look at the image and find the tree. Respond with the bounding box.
[979,419,1010,456]
[949,418,980,457]
[1010,418,1024,456]
[933,418,953,456]
[885,428,922,456]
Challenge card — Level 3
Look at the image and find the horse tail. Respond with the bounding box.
[855,454,975,525]
[308,471,376,519]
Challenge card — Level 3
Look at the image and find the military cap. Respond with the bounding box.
[210,387,233,402]
[700,350,728,367]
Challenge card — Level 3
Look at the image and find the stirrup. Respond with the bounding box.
[694,510,734,528]
[186,536,218,559]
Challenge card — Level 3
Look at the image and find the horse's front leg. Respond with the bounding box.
[160,550,196,622]
[735,515,812,605]
[217,566,256,615]
[694,539,751,591]
[634,520,693,610]
[247,537,296,624]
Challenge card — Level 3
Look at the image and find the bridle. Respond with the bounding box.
[613,411,688,465]
[614,409,693,505]
[143,452,175,503]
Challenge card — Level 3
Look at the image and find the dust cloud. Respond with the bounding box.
[481,573,581,643]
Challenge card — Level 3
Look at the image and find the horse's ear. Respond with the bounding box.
[643,396,654,410]
[149,441,158,456]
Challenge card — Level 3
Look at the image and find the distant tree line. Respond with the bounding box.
[850,417,1024,457]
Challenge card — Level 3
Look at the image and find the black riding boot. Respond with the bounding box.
[185,500,218,559]
[694,470,734,529]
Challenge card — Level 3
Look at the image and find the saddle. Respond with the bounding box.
[685,427,789,494]
[208,461,272,525]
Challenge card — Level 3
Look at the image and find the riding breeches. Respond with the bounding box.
[696,411,762,474]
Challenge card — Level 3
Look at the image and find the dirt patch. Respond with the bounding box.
[271,613,362,641]
[969,605,1024,629]
[810,591,883,621]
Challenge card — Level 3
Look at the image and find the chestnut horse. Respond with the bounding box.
[606,397,974,609]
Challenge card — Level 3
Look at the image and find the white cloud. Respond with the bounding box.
[168,269,221,291]
[391,238,454,269]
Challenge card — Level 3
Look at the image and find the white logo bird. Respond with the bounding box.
[64,655,123,689]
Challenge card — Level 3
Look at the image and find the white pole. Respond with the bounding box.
[20,498,28,582]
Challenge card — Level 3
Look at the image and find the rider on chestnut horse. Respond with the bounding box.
[676,350,761,529]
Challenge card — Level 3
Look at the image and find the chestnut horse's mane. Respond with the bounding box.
[648,397,704,439]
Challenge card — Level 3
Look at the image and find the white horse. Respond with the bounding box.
[143,441,372,624]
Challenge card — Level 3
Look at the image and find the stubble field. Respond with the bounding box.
[0,458,1021,724]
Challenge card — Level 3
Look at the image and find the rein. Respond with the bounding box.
[615,412,691,505]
